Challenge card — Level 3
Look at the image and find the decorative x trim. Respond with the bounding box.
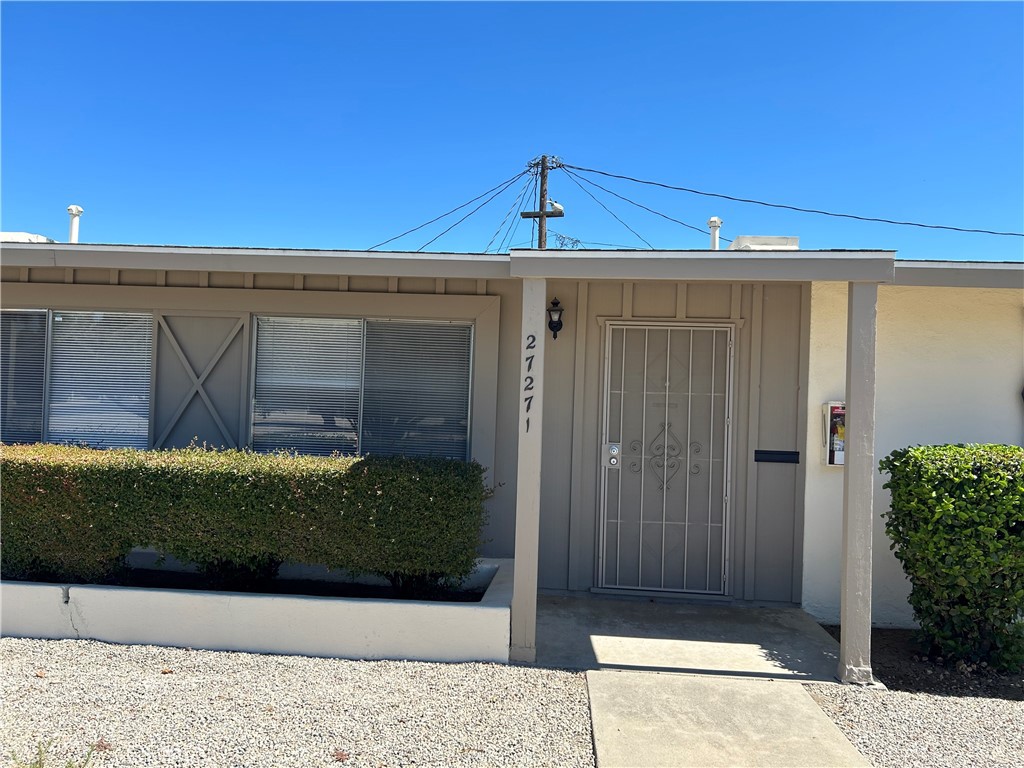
[154,317,244,449]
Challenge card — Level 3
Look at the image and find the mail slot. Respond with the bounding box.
[754,450,800,464]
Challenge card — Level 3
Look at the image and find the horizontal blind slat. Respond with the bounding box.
[0,311,47,443]
[47,311,153,449]
[362,321,472,459]
[252,316,363,456]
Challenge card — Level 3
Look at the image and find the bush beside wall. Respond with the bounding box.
[880,444,1024,671]
[1,445,488,592]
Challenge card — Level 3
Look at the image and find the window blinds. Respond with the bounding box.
[252,317,473,459]
[0,311,46,444]
[252,316,363,456]
[362,320,472,459]
[47,311,153,448]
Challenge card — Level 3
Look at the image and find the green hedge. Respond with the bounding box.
[1,444,488,594]
[880,444,1024,671]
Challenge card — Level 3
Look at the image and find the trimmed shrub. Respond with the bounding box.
[880,444,1024,671]
[1,444,488,594]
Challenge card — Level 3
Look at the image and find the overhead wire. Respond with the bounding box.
[529,173,538,248]
[561,168,655,248]
[485,175,534,253]
[561,167,731,244]
[367,170,528,250]
[562,163,1024,238]
[416,172,528,252]
[497,172,538,253]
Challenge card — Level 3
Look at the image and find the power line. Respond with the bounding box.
[562,163,1024,238]
[561,168,655,248]
[561,167,731,243]
[368,170,528,250]
[417,173,526,252]
[498,173,538,253]
[485,175,533,253]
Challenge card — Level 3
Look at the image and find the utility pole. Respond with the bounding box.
[520,155,563,249]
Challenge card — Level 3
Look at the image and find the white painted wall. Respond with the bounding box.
[1,560,513,663]
[803,282,1024,626]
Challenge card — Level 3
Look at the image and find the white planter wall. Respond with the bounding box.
[1,559,512,663]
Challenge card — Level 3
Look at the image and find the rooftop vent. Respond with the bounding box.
[728,236,799,251]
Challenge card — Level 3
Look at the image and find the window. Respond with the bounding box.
[252,317,363,456]
[362,320,472,458]
[252,316,473,459]
[1,311,46,444]
[0,310,153,448]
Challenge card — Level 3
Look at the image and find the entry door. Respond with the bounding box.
[599,324,732,594]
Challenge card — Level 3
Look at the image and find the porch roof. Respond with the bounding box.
[509,249,897,283]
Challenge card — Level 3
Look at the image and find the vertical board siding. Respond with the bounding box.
[751,284,803,602]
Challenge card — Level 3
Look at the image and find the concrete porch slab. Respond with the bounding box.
[535,593,841,682]
[587,671,870,768]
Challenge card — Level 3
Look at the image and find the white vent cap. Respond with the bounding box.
[728,235,799,251]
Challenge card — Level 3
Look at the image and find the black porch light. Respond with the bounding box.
[547,298,564,340]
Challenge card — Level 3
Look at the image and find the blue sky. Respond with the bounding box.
[2,1,1022,261]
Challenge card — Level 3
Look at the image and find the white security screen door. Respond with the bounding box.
[599,324,733,594]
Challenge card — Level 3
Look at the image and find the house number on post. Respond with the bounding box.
[523,334,536,432]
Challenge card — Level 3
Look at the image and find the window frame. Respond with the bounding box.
[0,308,48,444]
[2,284,500,479]
[0,307,157,448]
[249,314,476,460]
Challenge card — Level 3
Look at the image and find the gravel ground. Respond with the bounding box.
[0,638,595,768]
[808,627,1024,768]
[6,630,1023,768]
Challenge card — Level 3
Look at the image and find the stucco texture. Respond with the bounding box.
[802,281,1024,626]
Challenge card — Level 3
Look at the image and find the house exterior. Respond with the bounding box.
[2,239,1021,682]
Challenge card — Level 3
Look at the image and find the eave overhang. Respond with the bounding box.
[509,249,897,283]
[893,260,1023,289]
[0,243,512,280]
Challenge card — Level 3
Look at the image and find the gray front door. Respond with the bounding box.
[599,323,733,594]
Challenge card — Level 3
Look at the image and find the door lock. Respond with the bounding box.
[604,443,622,468]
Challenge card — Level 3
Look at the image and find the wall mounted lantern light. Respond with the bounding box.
[547,298,564,340]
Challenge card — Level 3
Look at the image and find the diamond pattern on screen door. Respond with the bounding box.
[600,324,732,594]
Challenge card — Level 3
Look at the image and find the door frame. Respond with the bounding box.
[596,319,737,596]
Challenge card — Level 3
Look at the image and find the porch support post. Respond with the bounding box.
[838,281,878,684]
[510,277,547,662]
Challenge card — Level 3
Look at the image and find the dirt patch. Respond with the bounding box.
[12,568,486,603]
[822,625,1023,700]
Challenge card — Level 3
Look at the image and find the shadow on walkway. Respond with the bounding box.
[533,592,840,682]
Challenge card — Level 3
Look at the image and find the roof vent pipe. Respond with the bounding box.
[708,216,722,250]
[67,205,83,243]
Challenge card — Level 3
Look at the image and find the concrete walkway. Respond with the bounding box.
[534,593,870,767]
